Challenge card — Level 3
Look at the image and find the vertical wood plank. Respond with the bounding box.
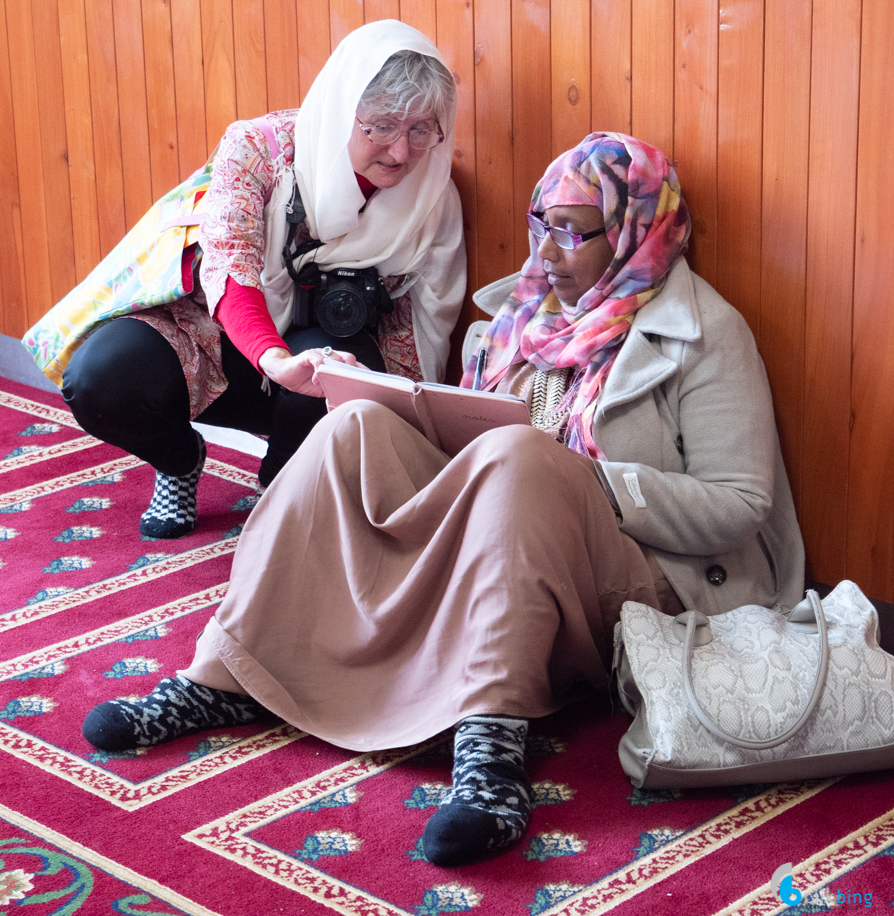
[511,0,550,264]
[674,0,717,285]
[234,1,268,119]
[590,0,632,135]
[714,0,763,337]
[170,0,207,178]
[473,0,514,288]
[760,0,811,511]
[400,0,437,41]
[297,0,331,102]
[437,0,477,383]
[264,0,300,112]
[0,0,28,335]
[364,0,399,22]
[330,0,363,48]
[630,0,674,159]
[58,0,101,283]
[801,0,860,587]
[114,0,153,223]
[550,0,590,158]
[201,0,237,152]
[140,0,180,202]
[84,0,126,260]
[6,0,54,326]
[30,0,77,303]
[849,0,894,599]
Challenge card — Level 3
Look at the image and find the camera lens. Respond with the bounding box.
[316,286,367,337]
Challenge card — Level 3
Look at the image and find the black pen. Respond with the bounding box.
[472,347,487,391]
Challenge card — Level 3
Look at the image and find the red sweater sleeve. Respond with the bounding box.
[215,276,289,371]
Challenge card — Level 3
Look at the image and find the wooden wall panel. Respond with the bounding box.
[759,0,811,509]
[234,3,268,120]
[511,0,550,265]
[7,0,54,328]
[715,0,763,337]
[31,1,76,306]
[2,0,894,602]
[200,0,237,150]
[0,0,27,336]
[171,0,208,178]
[472,0,513,288]
[550,0,590,159]
[58,0,100,283]
[850,0,894,600]
[801,0,861,587]
[630,0,674,159]
[590,0,632,136]
[112,0,153,229]
[264,0,301,113]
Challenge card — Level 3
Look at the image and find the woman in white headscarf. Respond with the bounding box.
[58,19,465,537]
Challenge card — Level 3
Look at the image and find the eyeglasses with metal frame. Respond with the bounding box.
[526,212,608,250]
[355,117,444,151]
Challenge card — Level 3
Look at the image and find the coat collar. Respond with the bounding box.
[597,258,702,414]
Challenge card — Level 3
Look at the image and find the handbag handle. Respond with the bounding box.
[680,590,830,750]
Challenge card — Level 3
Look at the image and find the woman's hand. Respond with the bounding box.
[258,346,362,397]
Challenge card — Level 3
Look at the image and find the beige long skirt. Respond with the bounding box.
[182,400,675,751]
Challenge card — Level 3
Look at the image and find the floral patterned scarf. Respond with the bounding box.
[461,132,691,459]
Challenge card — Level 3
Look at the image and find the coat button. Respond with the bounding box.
[706,564,727,586]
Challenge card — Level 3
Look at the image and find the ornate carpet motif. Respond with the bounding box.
[2,376,894,914]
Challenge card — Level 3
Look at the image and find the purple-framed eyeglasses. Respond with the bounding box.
[526,212,607,250]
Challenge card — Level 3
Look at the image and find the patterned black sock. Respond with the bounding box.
[139,432,206,539]
[82,675,265,751]
[422,715,531,867]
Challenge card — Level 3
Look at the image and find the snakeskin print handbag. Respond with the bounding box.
[613,580,894,788]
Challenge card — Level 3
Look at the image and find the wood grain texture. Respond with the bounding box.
[7,0,54,326]
[264,0,301,112]
[591,0,632,135]
[759,0,811,511]
[171,0,208,179]
[0,0,27,335]
[31,0,76,304]
[849,0,894,599]
[3,1,894,600]
[550,0,590,159]
[234,1,268,120]
[112,0,152,222]
[511,0,550,265]
[674,0,717,285]
[715,0,763,338]
[801,0,860,587]
[631,0,674,159]
[58,0,101,284]
[201,0,237,152]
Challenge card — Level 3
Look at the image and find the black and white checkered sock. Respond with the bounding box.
[422,715,531,866]
[139,432,206,539]
[82,675,265,751]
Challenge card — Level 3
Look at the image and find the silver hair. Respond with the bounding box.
[359,50,455,122]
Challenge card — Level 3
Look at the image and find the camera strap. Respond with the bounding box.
[283,178,323,282]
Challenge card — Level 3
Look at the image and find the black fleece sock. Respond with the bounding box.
[139,432,206,539]
[82,675,265,751]
[422,715,531,866]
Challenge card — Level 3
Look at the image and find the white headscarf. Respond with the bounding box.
[260,20,464,380]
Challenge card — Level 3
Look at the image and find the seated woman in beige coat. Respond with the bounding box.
[82,133,804,867]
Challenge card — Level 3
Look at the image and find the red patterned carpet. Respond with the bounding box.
[2,374,894,915]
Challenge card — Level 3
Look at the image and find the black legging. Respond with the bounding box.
[62,317,386,486]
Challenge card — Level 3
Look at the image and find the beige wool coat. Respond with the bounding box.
[476,257,805,617]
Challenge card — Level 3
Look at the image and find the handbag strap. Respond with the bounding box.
[681,590,830,750]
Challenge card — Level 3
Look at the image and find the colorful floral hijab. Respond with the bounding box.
[462,132,690,458]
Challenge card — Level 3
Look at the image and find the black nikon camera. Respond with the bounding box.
[293,263,394,338]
